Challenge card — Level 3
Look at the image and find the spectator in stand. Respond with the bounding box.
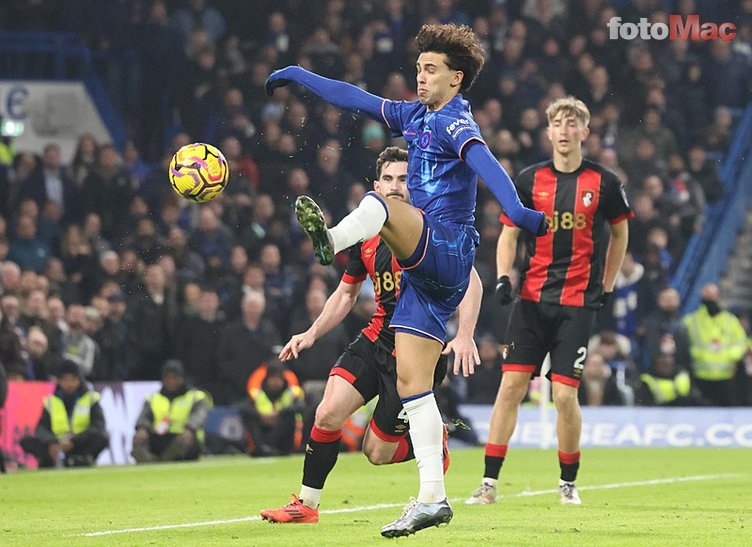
[217,290,281,404]
[239,194,276,258]
[122,140,151,191]
[69,133,98,190]
[20,360,108,468]
[589,330,635,405]
[18,143,80,223]
[91,291,130,381]
[683,284,747,406]
[81,144,135,241]
[132,360,211,463]
[686,144,724,203]
[309,138,356,220]
[171,0,226,45]
[178,285,226,401]
[636,349,706,406]
[59,224,97,294]
[8,215,50,274]
[126,264,178,380]
[19,288,61,362]
[578,352,625,407]
[24,325,53,381]
[125,216,165,266]
[702,39,752,110]
[258,242,295,333]
[167,227,205,284]
[665,154,706,238]
[628,192,673,259]
[241,359,305,457]
[607,251,652,341]
[190,207,234,267]
[83,212,112,257]
[639,287,692,374]
[60,304,97,378]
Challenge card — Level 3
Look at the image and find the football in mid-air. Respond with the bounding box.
[168,142,229,203]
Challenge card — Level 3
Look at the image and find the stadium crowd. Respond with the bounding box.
[0,0,751,451]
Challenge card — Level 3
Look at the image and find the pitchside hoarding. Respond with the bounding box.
[3,383,751,469]
[460,405,752,448]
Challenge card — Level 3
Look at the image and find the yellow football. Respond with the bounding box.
[168,142,229,203]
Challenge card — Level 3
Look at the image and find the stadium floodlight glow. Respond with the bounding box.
[607,15,737,42]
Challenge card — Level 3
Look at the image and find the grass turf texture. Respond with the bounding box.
[2,448,749,545]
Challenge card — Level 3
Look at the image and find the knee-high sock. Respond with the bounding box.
[401,391,445,503]
[300,426,342,508]
[329,192,388,253]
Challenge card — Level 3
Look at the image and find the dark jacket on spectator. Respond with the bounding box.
[217,317,280,404]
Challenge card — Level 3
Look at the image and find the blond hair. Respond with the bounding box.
[545,96,590,127]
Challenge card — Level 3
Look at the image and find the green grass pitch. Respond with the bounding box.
[2,447,750,545]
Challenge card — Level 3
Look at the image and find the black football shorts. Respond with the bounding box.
[330,334,447,440]
[502,299,596,387]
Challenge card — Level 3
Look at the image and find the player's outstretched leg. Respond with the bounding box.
[260,493,319,523]
[296,192,391,266]
[380,498,453,538]
[295,196,335,265]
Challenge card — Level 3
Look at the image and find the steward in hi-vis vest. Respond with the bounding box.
[132,360,211,463]
[241,359,304,457]
[20,360,109,468]
[682,284,747,406]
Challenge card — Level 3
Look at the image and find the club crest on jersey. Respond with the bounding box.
[582,190,595,207]
[418,130,432,149]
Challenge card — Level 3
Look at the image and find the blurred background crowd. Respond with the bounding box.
[0,0,751,427]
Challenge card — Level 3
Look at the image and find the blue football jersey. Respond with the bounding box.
[381,94,483,244]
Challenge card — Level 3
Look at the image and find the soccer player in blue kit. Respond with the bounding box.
[265,23,547,537]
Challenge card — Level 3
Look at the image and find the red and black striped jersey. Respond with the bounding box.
[500,159,633,309]
[342,235,401,352]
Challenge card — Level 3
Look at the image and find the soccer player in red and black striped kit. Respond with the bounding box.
[261,147,482,524]
[466,97,632,506]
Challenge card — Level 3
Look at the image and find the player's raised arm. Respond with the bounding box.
[265,66,386,122]
[463,141,547,237]
[279,279,361,361]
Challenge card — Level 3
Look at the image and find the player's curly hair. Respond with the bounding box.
[376,146,408,179]
[415,24,486,92]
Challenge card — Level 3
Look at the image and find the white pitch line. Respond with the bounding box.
[79,473,741,537]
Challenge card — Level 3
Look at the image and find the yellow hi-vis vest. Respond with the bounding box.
[147,389,210,440]
[640,371,691,404]
[0,141,15,166]
[251,385,303,415]
[44,391,100,440]
[683,307,747,381]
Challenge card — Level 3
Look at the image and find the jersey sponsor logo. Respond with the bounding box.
[373,270,401,296]
[446,118,471,140]
[418,130,432,149]
[546,211,588,232]
[582,190,595,207]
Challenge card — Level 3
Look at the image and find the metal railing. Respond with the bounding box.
[672,104,752,312]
